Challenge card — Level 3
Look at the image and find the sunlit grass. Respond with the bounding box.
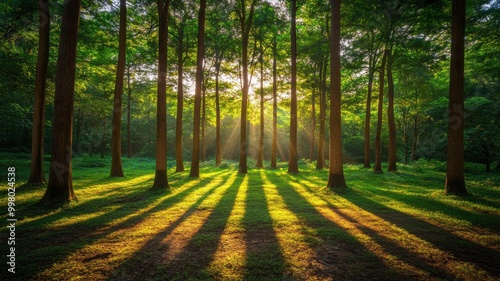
[0,154,499,280]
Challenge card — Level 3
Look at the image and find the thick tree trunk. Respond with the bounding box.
[271,36,278,169]
[363,59,374,168]
[152,0,170,189]
[126,65,132,158]
[445,0,467,195]
[317,58,327,170]
[256,40,264,168]
[288,0,299,174]
[175,25,185,172]
[41,0,80,202]
[215,53,222,165]
[110,0,126,177]
[374,50,387,174]
[29,0,50,185]
[387,50,397,172]
[327,0,347,188]
[189,0,206,177]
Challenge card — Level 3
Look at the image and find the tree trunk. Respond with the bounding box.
[256,40,264,168]
[309,87,316,161]
[327,0,347,189]
[201,82,206,162]
[215,51,222,165]
[29,0,50,185]
[387,49,397,172]
[238,0,257,174]
[374,50,387,174]
[411,115,418,162]
[445,0,467,195]
[110,0,126,177]
[41,0,80,202]
[189,0,206,177]
[152,0,170,189]
[317,57,327,170]
[175,23,185,172]
[127,65,132,158]
[363,57,374,168]
[288,0,299,174]
[271,35,278,169]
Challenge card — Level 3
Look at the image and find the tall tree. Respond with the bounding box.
[316,56,328,169]
[327,0,347,188]
[189,0,207,178]
[110,0,127,177]
[152,0,170,189]
[237,0,258,174]
[214,46,223,165]
[271,34,278,169]
[256,39,264,168]
[387,48,397,172]
[309,87,316,160]
[374,50,387,174]
[288,0,299,173]
[28,0,50,185]
[445,0,467,195]
[40,0,80,202]
[126,64,132,158]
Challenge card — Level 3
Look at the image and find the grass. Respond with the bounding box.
[1,153,499,280]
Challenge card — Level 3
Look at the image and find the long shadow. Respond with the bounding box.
[109,172,244,280]
[343,188,500,279]
[271,173,408,281]
[17,171,231,281]
[242,171,288,281]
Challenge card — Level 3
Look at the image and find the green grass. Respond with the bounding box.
[1,153,499,280]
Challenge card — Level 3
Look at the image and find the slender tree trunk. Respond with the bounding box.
[127,65,132,158]
[327,0,347,188]
[363,57,374,168]
[41,0,80,202]
[175,25,185,172]
[215,52,222,165]
[317,57,327,169]
[238,0,257,174]
[309,87,316,161]
[271,36,278,169]
[189,0,206,177]
[288,0,299,174]
[201,82,206,162]
[445,0,467,195]
[387,50,397,172]
[374,50,387,174]
[256,40,264,168]
[411,115,418,162]
[29,0,50,185]
[110,0,126,177]
[152,0,170,189]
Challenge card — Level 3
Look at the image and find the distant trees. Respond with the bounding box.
[28,0,50,185]
[110,0,127,177]
[41,0,81,202]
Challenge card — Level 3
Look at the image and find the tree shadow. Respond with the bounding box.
[109,172,245,280]
[17,171,231,280]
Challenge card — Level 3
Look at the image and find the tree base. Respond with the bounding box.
[152,170,169,189]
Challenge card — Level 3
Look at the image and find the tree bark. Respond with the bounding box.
[445,0,467,195]
[288,0,299,174]
[201,81,206,162]
[327,0,347,188]
[215,50,222,165]
[316,57,327,170]
[387,49,397,172]
[309,87,316,161]
[363,56,375,168]
[271,35,278,169]
[127,65,132,158]
[152,0,170,189]
[41,0,80,202]
[374,50,387,174]
[110,0,126,177]
[189,0,206,177]
[29,0,50,185]
[175,22,185,172]
[256,40,264,168]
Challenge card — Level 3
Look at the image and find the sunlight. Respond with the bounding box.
[208,175,249,279]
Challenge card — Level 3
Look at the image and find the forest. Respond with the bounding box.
[0,0,499,280]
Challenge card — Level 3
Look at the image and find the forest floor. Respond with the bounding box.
[1,153,499,280]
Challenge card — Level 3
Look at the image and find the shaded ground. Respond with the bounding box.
[1,158,499,281]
